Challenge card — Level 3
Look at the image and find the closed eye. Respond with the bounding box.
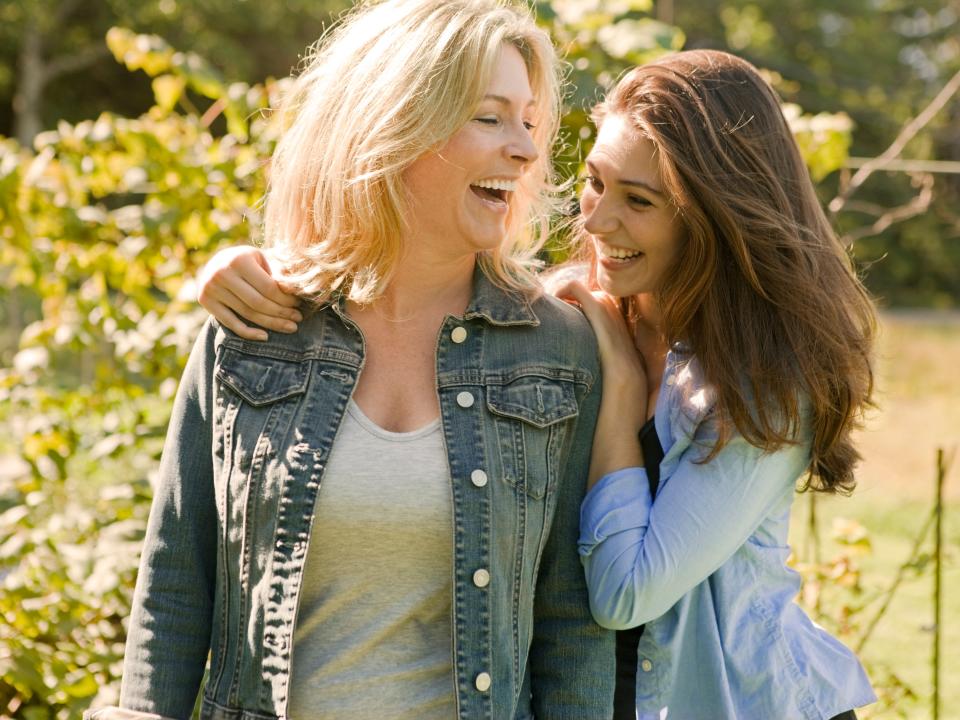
[628,194,653,208]
[584,175,603,192]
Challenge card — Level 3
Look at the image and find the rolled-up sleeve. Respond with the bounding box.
[578,432,808,630]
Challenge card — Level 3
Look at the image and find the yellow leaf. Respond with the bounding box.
[152,75,186,113]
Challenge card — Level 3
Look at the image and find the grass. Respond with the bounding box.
[788,310,960,719]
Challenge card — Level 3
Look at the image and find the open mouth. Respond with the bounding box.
[470,178,516,208]
[471,185,507,203]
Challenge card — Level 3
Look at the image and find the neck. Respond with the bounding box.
[351,249,477,322]
[632,292,669,372]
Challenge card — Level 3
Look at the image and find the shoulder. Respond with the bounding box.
[530,292,597,349]
[664,350,717,424]
[529,293,601,376]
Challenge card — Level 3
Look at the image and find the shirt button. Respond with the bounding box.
[641,659,653,672]
[451,326,468,343]
[456,391,475,408]
[474,671,491,692]
[472,568,490,588]
[666,374,676,386]
[470,469,488,487]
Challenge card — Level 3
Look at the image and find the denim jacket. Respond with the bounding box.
[87,265,614,720]
[578,349,875,719]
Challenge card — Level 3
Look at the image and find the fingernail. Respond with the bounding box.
[284,322,297,332]
[256,332,268,341]
[292,311,303,322]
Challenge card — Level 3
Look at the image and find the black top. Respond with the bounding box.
[612,416,664,720]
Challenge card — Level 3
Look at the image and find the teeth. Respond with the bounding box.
[473,179,517,192]
[599,244,642,260]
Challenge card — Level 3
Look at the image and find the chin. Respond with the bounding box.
[596,272,638,299]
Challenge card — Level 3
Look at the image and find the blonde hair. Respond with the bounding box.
[264,0,562,304]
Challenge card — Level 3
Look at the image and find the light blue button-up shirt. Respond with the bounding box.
[579,349,876,720]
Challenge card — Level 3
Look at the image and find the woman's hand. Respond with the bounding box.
[552,279,649,487]
[196,246,302,341]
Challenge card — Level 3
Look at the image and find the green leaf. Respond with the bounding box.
[152,75,187,113]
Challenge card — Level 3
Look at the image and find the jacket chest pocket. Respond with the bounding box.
[486,375,579,499]
[215,347,311,482]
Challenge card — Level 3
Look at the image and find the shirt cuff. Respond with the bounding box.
[578,467,652,555]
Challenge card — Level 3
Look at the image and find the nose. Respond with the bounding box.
[507,124,539,166]
[582,193,618,236]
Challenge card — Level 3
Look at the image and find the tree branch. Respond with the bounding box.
[830,66,960,214]
[42,44,112,83]
[840,172,935,244]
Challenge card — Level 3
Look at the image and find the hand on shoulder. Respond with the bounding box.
[197,246,302,341]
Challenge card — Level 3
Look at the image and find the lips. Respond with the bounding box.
[597,242,643,262]
[470,178,517,207]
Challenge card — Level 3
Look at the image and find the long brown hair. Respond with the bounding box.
[593,49,876,494]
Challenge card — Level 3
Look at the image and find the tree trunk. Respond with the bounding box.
[657,0,674,25]
[13,17,45,148]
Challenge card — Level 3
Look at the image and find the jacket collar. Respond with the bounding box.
[462,259,540,327]
[323,256,540,327]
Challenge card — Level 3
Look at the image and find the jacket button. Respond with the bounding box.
[451,326,468,343]
[474,672,491,692]
[470,469,488,487]
[456,391,475,408]
[472,568,490,588]
[641,658,653,672]
[666,374,676,386]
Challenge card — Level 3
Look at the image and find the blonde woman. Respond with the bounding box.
[85,1,613,718]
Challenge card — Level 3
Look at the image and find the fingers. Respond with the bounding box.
[197,246,303,334]
[203,283,299,335]
[248,251,301,309]
[225,274,302,323]
[206,301,269,342]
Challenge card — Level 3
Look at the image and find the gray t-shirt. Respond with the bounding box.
[288,400,455,719]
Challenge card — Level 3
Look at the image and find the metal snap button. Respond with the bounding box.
[470,469,488,487]
[641,659,653,672]
[472,568,490,588]
[456,391,475,408]
[451,326,468,343]
[474,671,491,692]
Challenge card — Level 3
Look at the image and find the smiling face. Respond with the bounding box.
[401,43,540,262]
[580,113,687,299]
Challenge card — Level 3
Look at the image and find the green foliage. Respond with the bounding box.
[0,28,285,715]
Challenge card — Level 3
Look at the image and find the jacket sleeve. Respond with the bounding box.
[115,319,220,719]
[527,357,615,718]
[578,416,810,630]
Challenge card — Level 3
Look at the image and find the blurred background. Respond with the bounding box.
[0,0,957,717]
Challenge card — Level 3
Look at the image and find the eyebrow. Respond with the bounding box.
[586,159,664,196]
[483,94,537,109]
